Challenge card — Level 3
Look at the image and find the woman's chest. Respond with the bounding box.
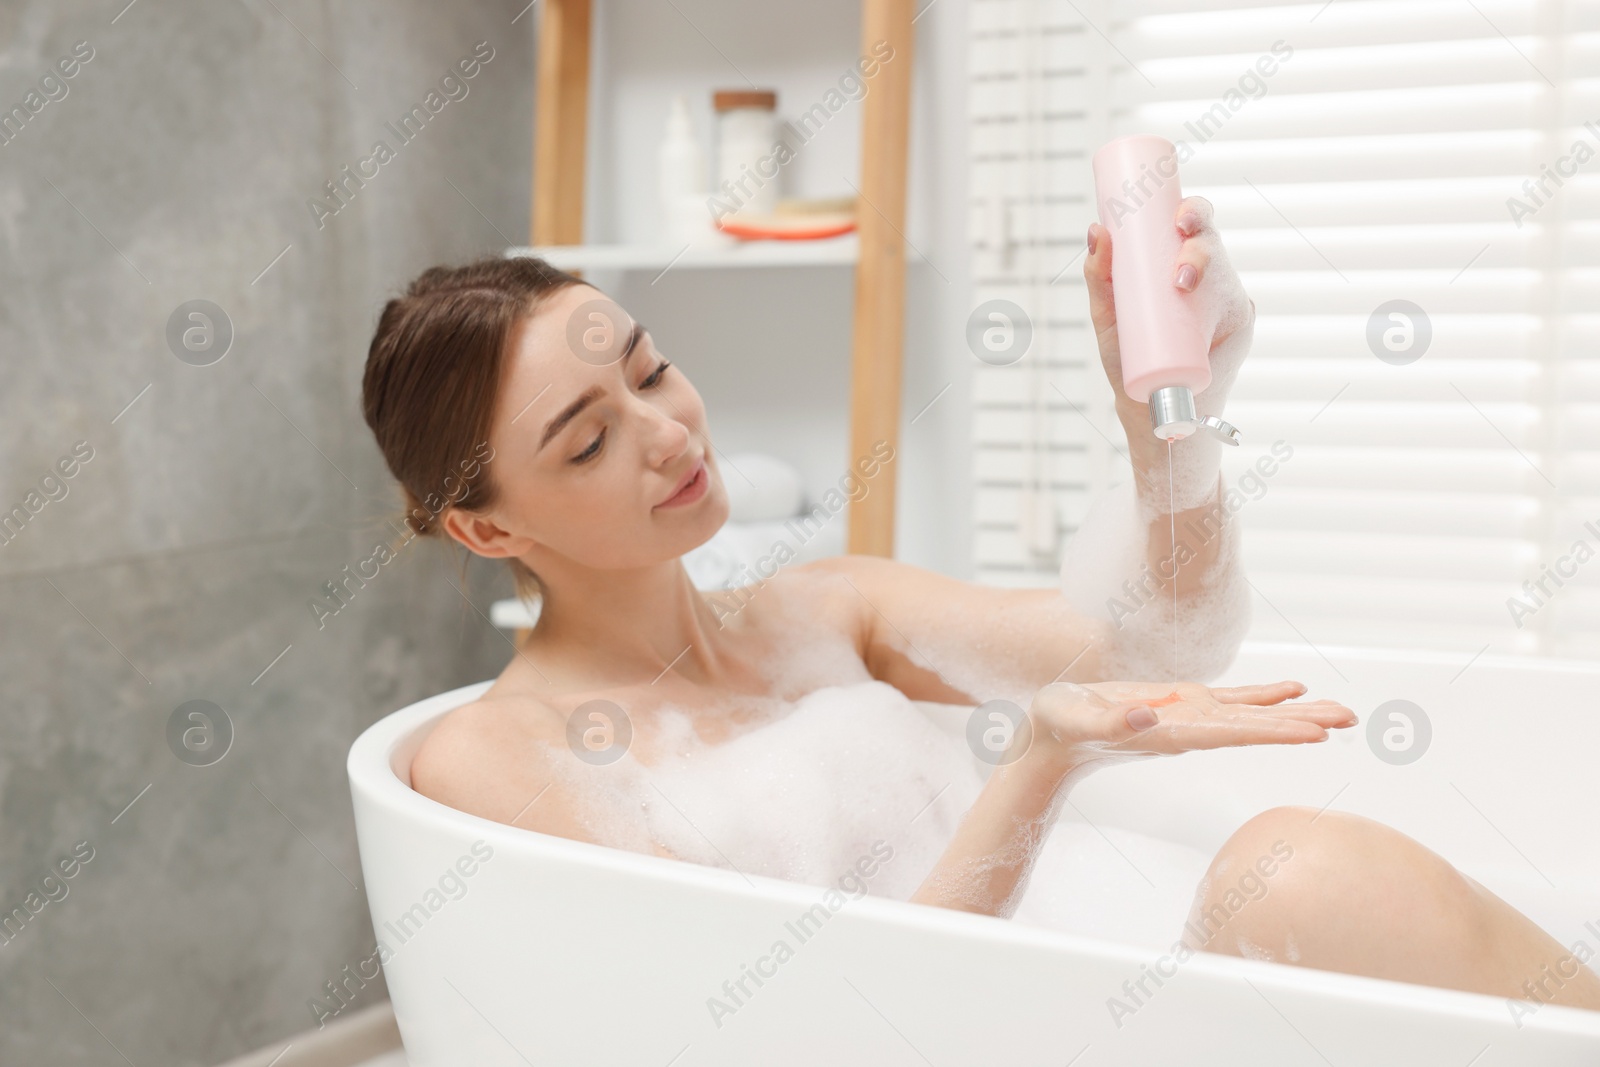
[616,577,879,754]
[624,627,877,759]
[624,679,982,889]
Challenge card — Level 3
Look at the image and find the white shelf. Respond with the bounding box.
[505,233,858,273]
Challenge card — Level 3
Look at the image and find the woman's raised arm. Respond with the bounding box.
[800,553,1112,706]
[805,194,1261,704]
[1064,195,1258,682]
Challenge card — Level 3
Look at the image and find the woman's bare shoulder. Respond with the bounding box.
[407,687,674,855]
[768,553,915,599]
[408,692,563,818]
[730,555,902,644]
[780,554,934,618]
[787,553,926,587]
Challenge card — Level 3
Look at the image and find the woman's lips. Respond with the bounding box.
[657,459,708,509]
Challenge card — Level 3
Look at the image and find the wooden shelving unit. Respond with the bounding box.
[523,0,914,556]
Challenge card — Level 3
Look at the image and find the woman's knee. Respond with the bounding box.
[1181,806,1315,957]
[1185,805,1482,968]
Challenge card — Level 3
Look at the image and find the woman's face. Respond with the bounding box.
[477,284,729,570]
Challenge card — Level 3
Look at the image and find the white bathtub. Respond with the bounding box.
[347,641,1600,1065]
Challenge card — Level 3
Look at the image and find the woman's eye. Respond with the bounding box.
[641,360,671,389]
[572,429,604,465]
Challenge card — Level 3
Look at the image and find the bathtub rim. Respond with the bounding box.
[346,647,1600,1041]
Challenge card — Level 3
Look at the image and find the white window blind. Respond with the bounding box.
[968,0,1600,659]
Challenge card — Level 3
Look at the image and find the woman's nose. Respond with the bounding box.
[639,398,692,467]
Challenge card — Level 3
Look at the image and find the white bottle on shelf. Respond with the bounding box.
[714,89,780,218]
[659,94,710,244]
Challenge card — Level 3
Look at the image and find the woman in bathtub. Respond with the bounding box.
[359,202,1600,1014]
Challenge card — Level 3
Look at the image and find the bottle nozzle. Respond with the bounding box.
[1148,386,1240,445]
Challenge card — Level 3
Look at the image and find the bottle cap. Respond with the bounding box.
[1148,386,1240,445]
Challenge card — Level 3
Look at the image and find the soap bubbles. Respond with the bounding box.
[966,299,1032,366]
[1366,299,1430,366]
[566,698,633,765]
[965,698,1033,765]
[1366,698,1431,765]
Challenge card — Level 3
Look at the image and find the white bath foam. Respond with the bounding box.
[1059,477,1252,683]
[1160,432,1226,513]
[1234,934,1275,962]
[746,588,879,700]
[552,679,1218,951]
[1008,814,1216,952]
[888,591,1097,709]
[630,680,985,902]
[539,752,662,858]
[1188,230,1254,424]
[909,697,987,759]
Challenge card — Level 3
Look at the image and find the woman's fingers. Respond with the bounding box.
[1029,685,1155,750]
[1174,245,1211,292]
[1108,695,1353,754]
[1139,714,1330,752]
[1175,195,1215,236]
[1209,680,1307,705]
[1077,681,1354,758]
[1174,196,1218,293]
[1125,704,1160,731]
[1077,698,1163,745]
[1084,222,1117,335]
[1229,700,1357,729]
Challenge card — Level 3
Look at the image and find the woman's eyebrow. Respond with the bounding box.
[538,387,599,451]
[621,322,645,363]
[537,323,645,452]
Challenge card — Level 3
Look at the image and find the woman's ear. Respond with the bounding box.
[439,507,537,559]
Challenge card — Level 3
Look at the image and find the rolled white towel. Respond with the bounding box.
[722,452,805,523]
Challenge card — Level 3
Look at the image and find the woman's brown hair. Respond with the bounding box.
[362,255,585,601]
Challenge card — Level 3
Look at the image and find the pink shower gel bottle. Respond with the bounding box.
[1091,135,1239,444]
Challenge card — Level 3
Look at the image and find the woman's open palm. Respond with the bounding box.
[1027,678,1357,772]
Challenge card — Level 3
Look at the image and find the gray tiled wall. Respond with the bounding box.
[0,2,532,1062]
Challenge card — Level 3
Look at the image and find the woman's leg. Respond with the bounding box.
[1183,805,1600,1013]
